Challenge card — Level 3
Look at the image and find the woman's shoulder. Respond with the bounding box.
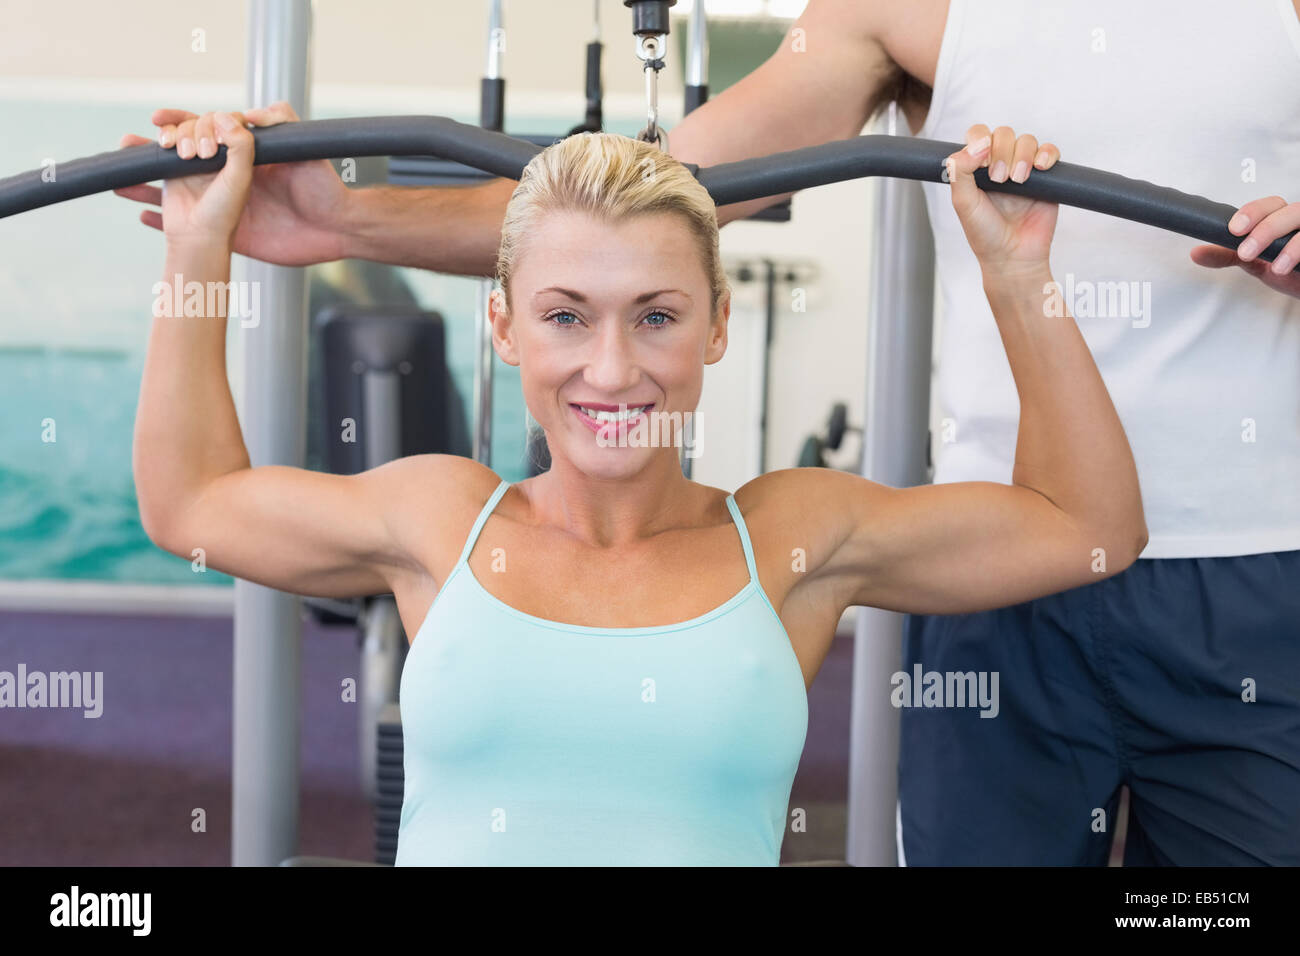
[388,453,500,502]
[732,466,870,514]
[732,467,886,558]
[383,454,504,553]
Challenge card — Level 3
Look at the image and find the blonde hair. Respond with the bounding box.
[495,132,729,315]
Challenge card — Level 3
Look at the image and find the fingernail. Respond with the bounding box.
[1011,161,1029,183]
[158,130,173,147]
[1273,252,1294,274]
[1034,149,1050,167]
[966,135,991,156]
[944,157,956,182]
[199,137,213,156]
[179,137,193,158]
[990,160,1008,182]
[1238,237,1259,259]
[1228,212,1250,234]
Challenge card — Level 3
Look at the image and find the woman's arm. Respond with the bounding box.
[792,125,1147,616]
[132,111,439,598]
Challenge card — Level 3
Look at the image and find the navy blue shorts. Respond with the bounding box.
[898,549,1300,865]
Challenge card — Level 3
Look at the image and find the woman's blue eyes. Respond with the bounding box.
[545,310,675,329]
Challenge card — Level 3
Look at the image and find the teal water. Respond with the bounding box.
[0,98,612,585]
[0,343,529,585]
[0,348,212,582]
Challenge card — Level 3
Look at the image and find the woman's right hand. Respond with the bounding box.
[116,102,350,265]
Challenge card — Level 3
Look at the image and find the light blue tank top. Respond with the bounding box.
[395,479,809,866]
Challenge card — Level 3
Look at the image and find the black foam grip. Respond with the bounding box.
[696,135,1297,265]
[585,42,602,103]
[479,78,505,133]
[684,85,708,115]
[0,117,1292,267]
[0,116,541,219]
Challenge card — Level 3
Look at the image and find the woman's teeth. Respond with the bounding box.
[577,405,650,423]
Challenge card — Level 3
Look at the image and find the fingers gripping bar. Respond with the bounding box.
[0,115,1293,266]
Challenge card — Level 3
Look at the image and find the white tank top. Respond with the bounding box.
[916,0,1300,558]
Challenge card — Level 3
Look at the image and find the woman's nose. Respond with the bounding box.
[581,324,641,390]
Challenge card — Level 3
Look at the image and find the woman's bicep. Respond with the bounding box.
[834,479,1138,615]
[152,456,439,599]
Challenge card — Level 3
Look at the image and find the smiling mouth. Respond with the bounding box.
[570,403,655,430]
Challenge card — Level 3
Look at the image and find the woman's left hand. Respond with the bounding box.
[1190,196,1300,299]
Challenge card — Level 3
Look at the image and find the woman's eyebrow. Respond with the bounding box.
[532,286,693,304]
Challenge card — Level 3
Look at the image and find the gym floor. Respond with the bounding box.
[0,609,856,865]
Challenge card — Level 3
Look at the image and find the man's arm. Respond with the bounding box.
[667,0,899,225]
[339,176,518,277]
[128,2,906,276]
[338,0,898,273]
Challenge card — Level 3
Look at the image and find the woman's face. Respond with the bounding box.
[493,209,729,480]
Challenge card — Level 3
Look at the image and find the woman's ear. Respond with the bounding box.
[704,290,730,365]
[490,287,521,367]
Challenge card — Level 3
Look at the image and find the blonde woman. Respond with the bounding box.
[133,111,1145,865]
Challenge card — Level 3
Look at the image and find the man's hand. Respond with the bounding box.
[115,102,352,266]
[1190,196,1300,300]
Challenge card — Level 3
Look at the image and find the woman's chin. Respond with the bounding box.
[564,441,658,477]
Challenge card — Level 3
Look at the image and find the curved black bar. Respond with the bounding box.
[0,116,543,220]
[0,116,1293,266]
[695,135,1296,265]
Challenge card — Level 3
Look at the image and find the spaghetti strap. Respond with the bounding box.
[724,494,760,587]
[456,479,511,568]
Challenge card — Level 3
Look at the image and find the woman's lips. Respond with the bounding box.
[570,403,654,437]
